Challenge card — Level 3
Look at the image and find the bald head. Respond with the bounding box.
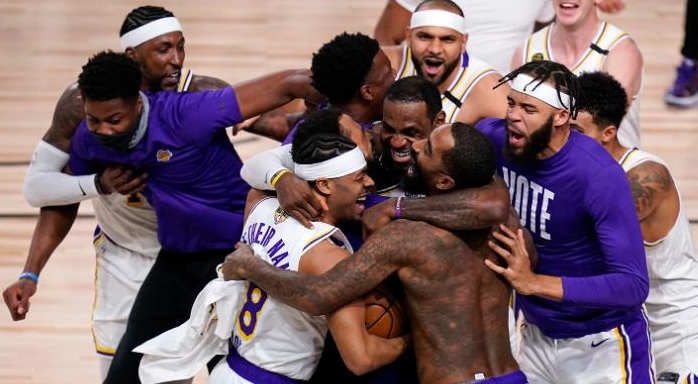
[415,0,464,16]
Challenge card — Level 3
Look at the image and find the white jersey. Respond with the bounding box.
[395,0,554,73]
[231,197,353,380]
[396,46,497,123]
[619,148,698,375]
[523,22,642,148]
[91,67,194,257]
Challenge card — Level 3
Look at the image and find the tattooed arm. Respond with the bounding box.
[189,74,230,92]
[223,220,428,315]
[626,161,673,222]
[363,176,510,235]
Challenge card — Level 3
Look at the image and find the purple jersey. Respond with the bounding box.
[476,118,648,339]
[70,87,250,252]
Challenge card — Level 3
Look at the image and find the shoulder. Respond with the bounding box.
[43,83,86,152]
[605,34,643,72]
[626,159,673,189]
[381,45,404,70]
[189,74,230,92]
[474,117,506,139]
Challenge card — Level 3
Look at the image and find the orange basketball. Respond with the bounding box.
[363,281,408,339]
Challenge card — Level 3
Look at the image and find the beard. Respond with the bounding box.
[504,115,554,163]
[369,146,403,191]
[412,55,460,88]
[403,151,427,196]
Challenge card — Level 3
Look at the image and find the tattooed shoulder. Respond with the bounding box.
[626,161,672,218]
[42,83,85,153]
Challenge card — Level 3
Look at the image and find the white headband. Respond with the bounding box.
[410,10,467,34]
[120,17,183,50]
[510,74,573,110]
[295,147,367,181]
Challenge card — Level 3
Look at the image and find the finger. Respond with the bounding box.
[516,229,529,256]
[498,223,518,238]
[484,259,507,275]
[289,210,314,229]
[298,201,319,220]
[305,194,323,213]
[491,231,516,248]
[488,240,512,260]
[117,174,148,194]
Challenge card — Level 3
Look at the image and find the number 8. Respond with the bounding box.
[237,282,268,341]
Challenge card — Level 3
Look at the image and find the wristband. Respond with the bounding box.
[270,169,291,190]
[395,197,403,219]
[19,271,39,285]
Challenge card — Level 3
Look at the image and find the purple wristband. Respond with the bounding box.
[395,197,403,219]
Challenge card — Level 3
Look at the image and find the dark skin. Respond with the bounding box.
[2,65,231,321]
[223,219,519,384]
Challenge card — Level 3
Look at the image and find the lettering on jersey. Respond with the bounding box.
[241,221,290,270]
[502,166,555,240]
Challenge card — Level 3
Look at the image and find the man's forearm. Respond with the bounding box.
[402,177,510,230]
[23,204,79,274]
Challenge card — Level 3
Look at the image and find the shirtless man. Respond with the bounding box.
[223,123,530,384]
[382,0,509,125]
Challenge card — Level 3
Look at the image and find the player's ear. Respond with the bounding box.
[124,47,138,61]
[405,27,411,44]
[314,178,332,195]
[360,84,374,102]
[434,110,446,127]
[601,125,617,145]
[435,173,455,192]
[553,109,571,128]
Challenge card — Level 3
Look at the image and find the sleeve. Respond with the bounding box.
[68,128,101,177]
[240,144,295,190]
[161,86,244,146]
[24,141,100,207]
[561,164,649,309]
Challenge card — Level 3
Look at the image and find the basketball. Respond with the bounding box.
[364,282,408,339]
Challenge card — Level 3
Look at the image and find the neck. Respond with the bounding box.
[536,125,570,160]
[338,100,379,125]
[437,54,463,94]
[606,139,629,163]
[552,16,601,61]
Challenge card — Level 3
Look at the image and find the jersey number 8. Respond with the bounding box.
[237,282,268,341]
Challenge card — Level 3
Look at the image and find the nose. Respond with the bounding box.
[506,104,523,122]
[390,133,408,149]
[427,39,442,55]
[413,138,426,153]
[363,174,375,190]
[171,48,184,68]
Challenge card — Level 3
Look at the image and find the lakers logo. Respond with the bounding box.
[532,53,544,61]
[156,149,173,162]
[274,206,289,224]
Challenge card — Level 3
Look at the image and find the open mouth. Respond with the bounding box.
[162,72,180,87]
[355,194,368,214]
[559,1,579,12]
[391,148,412,164]
[423,57,444,77]
[507,129,526,147]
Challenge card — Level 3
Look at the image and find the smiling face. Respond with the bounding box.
[381,99,440,172]
[553,0,597,28]
[319,167,375,223]
[127,31,185,91]
[408,25,466,88]
[405,124,455,196]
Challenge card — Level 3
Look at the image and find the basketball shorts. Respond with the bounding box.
[92,226,157,357]
[208,347,305,384]
[518,310,656,384]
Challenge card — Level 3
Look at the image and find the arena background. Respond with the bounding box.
[0,0,695,382]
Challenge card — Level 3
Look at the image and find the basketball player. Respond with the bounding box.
[374,0,554,73]
[572,71,698,384]
[512,0,644,148]
[382,0,510,125]
[224,122,530,384]
[1,6,231,379]
[68,51,318,384]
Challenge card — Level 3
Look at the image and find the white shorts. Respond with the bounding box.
[517,310,656,384]
[208,359,254,384]
[92,227,157,356]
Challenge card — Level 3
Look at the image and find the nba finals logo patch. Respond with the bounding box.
[156,149,173,162]
[532,53,544,61]
[274,206,289,224]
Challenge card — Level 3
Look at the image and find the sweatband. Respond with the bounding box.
[120,17,183,50]
[294,147,367,181]
[510,74,573,110]
[410,10,467,34]
[24,140,100,207]
[19,272,39,285]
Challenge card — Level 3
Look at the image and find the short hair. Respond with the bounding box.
[414,0,464,16]
[576,72,628,129]
[120,6,176,36]
[442,123,496,189]
[292,109,357,164]
[311,32,380,105]
[497,60,581,118]
[385,76,443,120]
[78,51,141,102]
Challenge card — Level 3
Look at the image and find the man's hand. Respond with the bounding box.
[485,224,539,295]
[3,279,37,321]
[222,242,260,281]
[275,172,328,229]
[596,0,625,13]
[97,165,147,195]
[361,198,396,237]
[232,115,261,136]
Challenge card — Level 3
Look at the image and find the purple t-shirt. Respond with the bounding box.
[476,118,648,338]
[70,87,250,252]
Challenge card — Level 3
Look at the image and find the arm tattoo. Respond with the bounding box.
[626,162,672,220]
[42,84,85,153]
[245,220,427,315]
[402,177,510,230]
[189,75,230,92]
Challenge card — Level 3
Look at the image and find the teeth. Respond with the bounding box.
[356,196,367,203]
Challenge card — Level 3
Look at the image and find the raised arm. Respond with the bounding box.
[234,69,323,119]
[363,176,510,235]
[222,220,421,315]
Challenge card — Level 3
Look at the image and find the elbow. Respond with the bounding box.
[343,353,375,376]
[23,178,44,208]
